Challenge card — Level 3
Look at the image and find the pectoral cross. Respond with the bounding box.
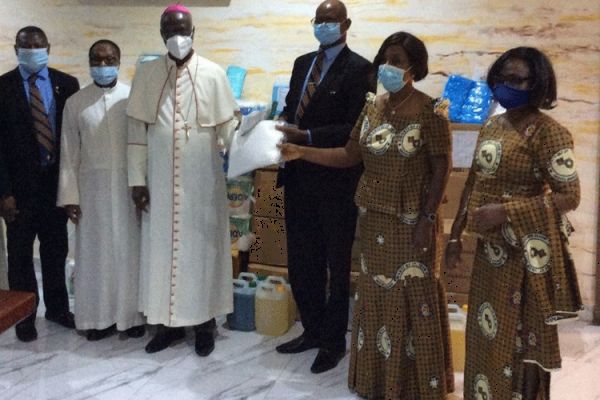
[183,122,191,142]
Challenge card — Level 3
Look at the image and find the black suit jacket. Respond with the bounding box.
[0,67,79,205]
[278,46,375,197]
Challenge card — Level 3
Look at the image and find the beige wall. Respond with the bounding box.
[1,0,598,317]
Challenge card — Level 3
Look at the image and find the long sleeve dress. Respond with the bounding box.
[348,93,454,400]
[462,113,582,400]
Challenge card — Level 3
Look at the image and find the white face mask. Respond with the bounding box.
[166,35,193,60]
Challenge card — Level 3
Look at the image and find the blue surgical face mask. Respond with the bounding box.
[378,64,408,93]
[313,22,342,46]
[90,66,119,86]
[493,84,531,109]
[17,48,49,74]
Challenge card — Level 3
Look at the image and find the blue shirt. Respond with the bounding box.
[296,43,346,144]
[18,65,57,137]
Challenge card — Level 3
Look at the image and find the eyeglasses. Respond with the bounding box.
[494,73,532,87]
[310,17,346,26]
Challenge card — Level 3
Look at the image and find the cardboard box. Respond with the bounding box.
[445,275,471,294]
[447,292,469,307]
[253,170,285,218]
[250,217,288,266]
[248,263,288,280]
[440,171,469,220]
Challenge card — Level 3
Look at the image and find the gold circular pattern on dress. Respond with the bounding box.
[366,124,396,156]
[405,330,416,360]
[359,116,370,141]
[477,302,499,340]
[483,241,508,267]
[473,374,493,400]
[376,326,392,360]
[373,274,396,289]
[397,123,422,157]
[523,233,551,274]
[501,223,519,248]
[548,148,577,182]
[397,261,429,281]
[528,331,537,347]
[357,326,365,351]
[476,139,502,175]
[399,210,419,225]
[515,335,524,353]
[360,254,368,274]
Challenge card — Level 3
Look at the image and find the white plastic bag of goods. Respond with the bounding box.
[227,120,284,179]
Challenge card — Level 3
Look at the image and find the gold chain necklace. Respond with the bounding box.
[387,88,415,115]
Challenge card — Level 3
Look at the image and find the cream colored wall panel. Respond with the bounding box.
[0,0,598,312]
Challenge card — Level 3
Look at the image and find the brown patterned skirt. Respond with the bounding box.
[348,209,453,399]
[463,238,560,400]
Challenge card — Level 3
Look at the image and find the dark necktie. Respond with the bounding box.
[28,74,54,165]
[295,50,325,124]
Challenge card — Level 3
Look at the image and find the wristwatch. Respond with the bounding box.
[421,212,436,222]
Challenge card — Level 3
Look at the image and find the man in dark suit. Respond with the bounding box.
[0,26,79,342]
[275,0,374,374]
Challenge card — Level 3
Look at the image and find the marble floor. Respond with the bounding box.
[1,305,599,400]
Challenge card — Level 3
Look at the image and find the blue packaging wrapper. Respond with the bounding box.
[442,75,493,124]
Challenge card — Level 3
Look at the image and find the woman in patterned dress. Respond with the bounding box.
[445,47,582,400]
[280,32,454,400]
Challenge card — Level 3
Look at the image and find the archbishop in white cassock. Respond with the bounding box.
[127,38,238,335]
[58,71,144,333]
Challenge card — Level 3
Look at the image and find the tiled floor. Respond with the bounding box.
[1,305,599,399]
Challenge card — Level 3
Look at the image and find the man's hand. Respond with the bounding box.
[1,196,19,223]
[472,203,507,232]
[132,186,150,218]
[275,124,308,145]
[64,205,82,224]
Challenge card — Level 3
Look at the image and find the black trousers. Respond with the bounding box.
[7,198,69,326]
[284,184,357,352]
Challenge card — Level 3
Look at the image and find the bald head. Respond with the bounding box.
[316,0,347,20]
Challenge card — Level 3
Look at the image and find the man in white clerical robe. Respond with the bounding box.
[127,4,238,356]
[58,40,145,341]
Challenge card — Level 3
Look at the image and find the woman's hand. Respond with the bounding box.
[445,240,462,270]
[278,143,304,161]
[412,217,434,253]
[472,203,507,231]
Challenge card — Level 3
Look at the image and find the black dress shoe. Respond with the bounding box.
[15,323,38,342]
[45,311,75,329]
[125,325,146,338]
[310,348,345,374]
[194,330,215,357]
[276,334,319,354]
[145,326,185,353]
[86,324,116,341]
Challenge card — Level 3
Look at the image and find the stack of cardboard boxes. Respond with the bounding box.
[248,166,289,279]
[440,170,477,306]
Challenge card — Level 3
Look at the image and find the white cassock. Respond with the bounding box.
[127,53,238,327]
[58,81,144,331]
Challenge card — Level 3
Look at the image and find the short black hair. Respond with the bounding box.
[373,32,429,82]
[15,26,47,44]
[89,39,121,61]
[487,47,557,109]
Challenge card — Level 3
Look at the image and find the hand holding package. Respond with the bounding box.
[227,120,284,179]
